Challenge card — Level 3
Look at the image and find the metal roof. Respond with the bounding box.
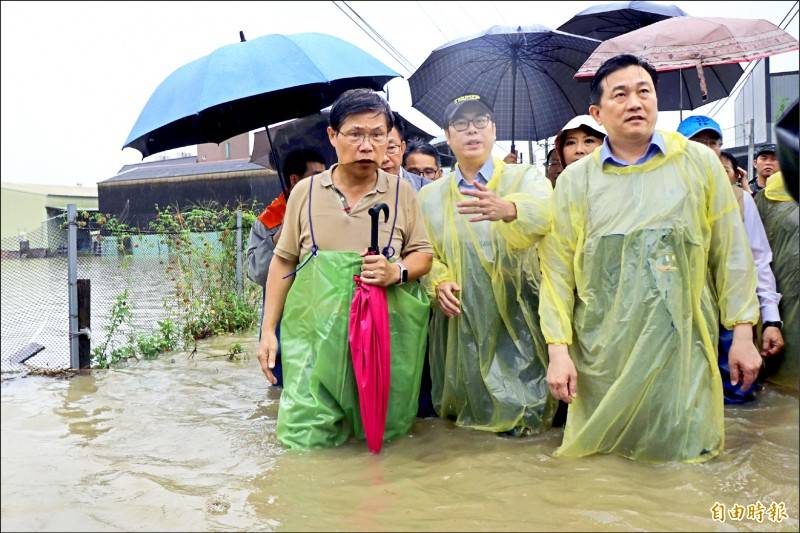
[1,182,98,198]
[102,158,270,184]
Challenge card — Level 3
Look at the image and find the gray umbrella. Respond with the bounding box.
[408,25,601,150]
[557,1,688,41]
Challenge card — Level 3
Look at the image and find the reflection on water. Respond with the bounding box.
[2,332,798,531]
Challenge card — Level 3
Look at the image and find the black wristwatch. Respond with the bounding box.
[396,261,408,285]
[762,321,783,332]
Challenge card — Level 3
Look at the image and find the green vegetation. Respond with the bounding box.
[88,204,261,368]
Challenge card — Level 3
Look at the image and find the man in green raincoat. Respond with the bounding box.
[539,55,763,463]
[755,171,799,391]
[418,93,556,436]
[256,89,434,449]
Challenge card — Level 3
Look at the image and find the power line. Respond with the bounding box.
[416,1,450,44]
[345,1,416,71]
[330,1,415,75]
[708,3,798,117]
[707,2,797,117]
[708,2,799,118]
[340,1,417,74]
[492,1,510,26]
[457,3,483,32]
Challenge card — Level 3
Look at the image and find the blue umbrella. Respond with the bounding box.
[408,25,601,150]
[557,1,688,41]
[123,32,400,189]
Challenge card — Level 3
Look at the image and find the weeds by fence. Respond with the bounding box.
[1,203,262,375]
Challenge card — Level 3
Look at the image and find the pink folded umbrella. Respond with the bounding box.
[349,275,391,453]
[348,203,392,453]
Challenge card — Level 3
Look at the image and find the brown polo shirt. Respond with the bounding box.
[274,165,433,262]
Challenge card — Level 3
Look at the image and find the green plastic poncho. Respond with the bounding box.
[418,159,556,434]
[755,172,799,391]
[539,131,759,463]
[276,251,430,449]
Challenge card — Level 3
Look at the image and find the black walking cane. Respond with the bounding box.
[368,203,390,256]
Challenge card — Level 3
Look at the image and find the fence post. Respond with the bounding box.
[78,279,91,368]
[67,204,79,369]
[235,209,243,297]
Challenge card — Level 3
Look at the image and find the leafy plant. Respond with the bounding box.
[91,289,134,368]
[88,203,261,368]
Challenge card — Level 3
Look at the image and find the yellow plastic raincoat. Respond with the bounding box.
[539,131,759,463]
[418,159,556,434]
[755,172,799,391]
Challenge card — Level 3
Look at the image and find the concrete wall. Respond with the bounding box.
[197,133,250,162]
[1,189,47,241]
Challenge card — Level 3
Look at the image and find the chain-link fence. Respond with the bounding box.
[1,213,71,374]
[1,206,257,377]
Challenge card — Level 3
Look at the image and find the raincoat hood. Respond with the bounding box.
[765,172,794,203]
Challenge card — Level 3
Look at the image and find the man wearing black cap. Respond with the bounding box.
[751,144,780,195]
[417,93,556,436]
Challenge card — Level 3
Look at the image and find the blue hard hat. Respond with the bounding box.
[677,115,723,141]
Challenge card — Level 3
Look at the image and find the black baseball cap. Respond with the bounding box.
[756,144,777,158]
[443,94,493,125]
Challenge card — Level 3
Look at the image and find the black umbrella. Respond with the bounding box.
[557,1,688,41]
[408,25,601,150]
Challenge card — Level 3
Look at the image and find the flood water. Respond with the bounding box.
[2,332,798,531]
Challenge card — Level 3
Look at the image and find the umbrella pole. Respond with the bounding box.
[679,70,684,122]
[265,125,290,196]
[510,53,518,155]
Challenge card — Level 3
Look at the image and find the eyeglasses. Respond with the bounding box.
[386,143,402,155]
[449,115,491,132]
[407,167,439,178]
[337,129,388,146]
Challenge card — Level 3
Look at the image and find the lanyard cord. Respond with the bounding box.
[282,176,319,279]
[283,173,402,278]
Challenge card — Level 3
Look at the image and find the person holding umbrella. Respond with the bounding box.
[539,55,762,463]
[256,88,433,450]
[246,148,326,387]
[418,93,556,436]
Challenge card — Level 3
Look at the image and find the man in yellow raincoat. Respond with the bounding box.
[539,55,763,463]
[418,94,555,436]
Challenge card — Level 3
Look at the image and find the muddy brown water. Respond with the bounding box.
[2,332,798,531]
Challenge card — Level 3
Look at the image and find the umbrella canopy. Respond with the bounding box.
[574,17,799,111]
[348,203,392,454]
[349,277,391,453]
[576,17,798,77]
[557,1,688,41]
[249,110,434,170]
[123,32,400,159]
[409,25,602,147]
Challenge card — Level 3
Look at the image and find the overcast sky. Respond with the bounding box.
[1,1,798,186]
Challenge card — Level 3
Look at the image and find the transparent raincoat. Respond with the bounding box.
[418,159,556,434]
[755,172,799,391]
[539,131,759,463]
